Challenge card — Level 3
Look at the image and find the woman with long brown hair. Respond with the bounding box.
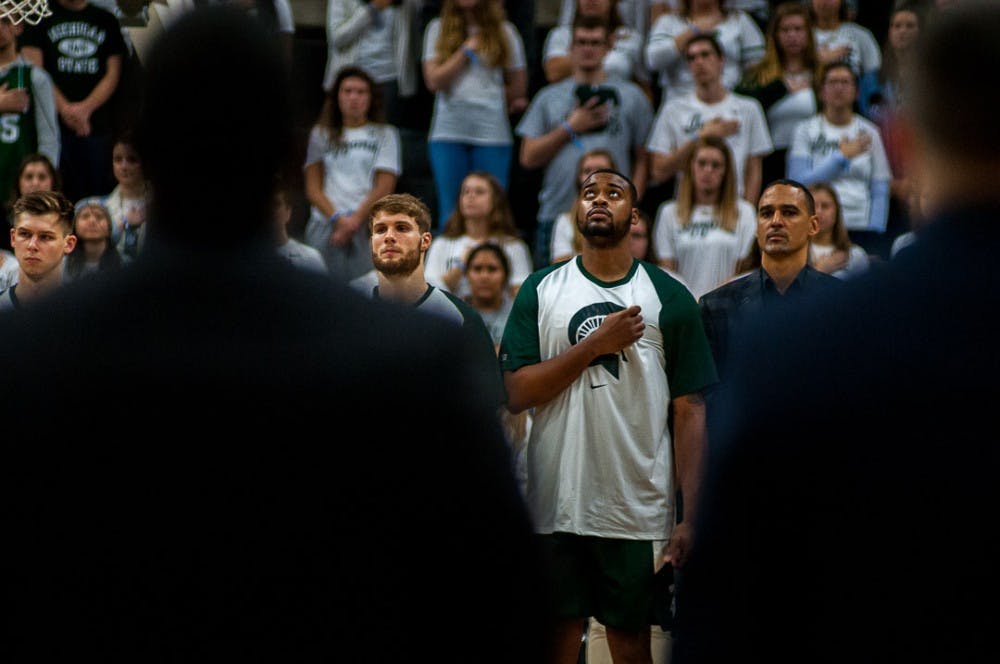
[303,65,400,281]
[422,0,527,230]
[424,170,532,299]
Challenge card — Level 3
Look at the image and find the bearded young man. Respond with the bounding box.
[358,192,505,412]
[500,169,717,664]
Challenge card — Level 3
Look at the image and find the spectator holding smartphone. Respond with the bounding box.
[518,14,652,267]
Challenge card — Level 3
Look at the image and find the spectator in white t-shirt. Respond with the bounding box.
[787,62,890,257]
[323,0,422,126]
[543,0,649,93]
[647,33,773,204]
[303,66,400,281]
[424,170,532,300]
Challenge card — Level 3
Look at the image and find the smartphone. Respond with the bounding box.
[574,84,619,133]
[574,83,619,109]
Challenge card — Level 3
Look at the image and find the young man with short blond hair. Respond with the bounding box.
[0,189,76,309]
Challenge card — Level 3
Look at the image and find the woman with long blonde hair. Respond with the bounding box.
[737,2,821,184]
[653,135,756,299]
[422,0,528,230]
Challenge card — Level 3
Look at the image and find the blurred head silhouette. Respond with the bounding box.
[136,6,293,252]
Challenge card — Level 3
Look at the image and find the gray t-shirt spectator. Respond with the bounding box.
[516,77,653,222]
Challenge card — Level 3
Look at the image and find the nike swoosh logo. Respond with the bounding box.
[590,384,607,389]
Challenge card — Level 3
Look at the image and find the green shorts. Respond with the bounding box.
[538,532,657,631]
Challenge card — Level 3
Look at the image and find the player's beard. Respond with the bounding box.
[373,247,422,277]
[580,214,630,247]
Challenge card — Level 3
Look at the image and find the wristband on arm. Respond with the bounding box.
[562,121,584,150]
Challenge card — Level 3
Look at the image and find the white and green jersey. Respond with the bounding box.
[0,58,59,209]
[500,257,716,540]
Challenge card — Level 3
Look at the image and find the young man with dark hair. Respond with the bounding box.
[502,168,716,664]
[647,33,773,204]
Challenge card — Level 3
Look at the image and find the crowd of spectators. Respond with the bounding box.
[2,1,936,300]
[0,2,983,661]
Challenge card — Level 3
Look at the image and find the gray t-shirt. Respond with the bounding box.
[356,6,398,83]
[422,18,526,145]
[516,77,653,221]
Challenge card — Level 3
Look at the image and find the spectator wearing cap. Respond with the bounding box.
[65,196,123,282]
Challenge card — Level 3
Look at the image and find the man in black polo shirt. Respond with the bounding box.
[697,178,841,382]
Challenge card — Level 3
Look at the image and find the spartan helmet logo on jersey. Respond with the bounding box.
[0,0,51,25]
[568,302,629,379]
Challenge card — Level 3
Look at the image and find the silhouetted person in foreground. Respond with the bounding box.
[0,7,547,662]
[672,3,1000,663]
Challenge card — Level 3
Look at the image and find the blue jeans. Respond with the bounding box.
[427,141,512,231]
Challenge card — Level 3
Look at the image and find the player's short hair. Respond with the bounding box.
[760,178,816,216]
[370,194,433,234]
[12,190,75,234]
[581,168,638,204]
